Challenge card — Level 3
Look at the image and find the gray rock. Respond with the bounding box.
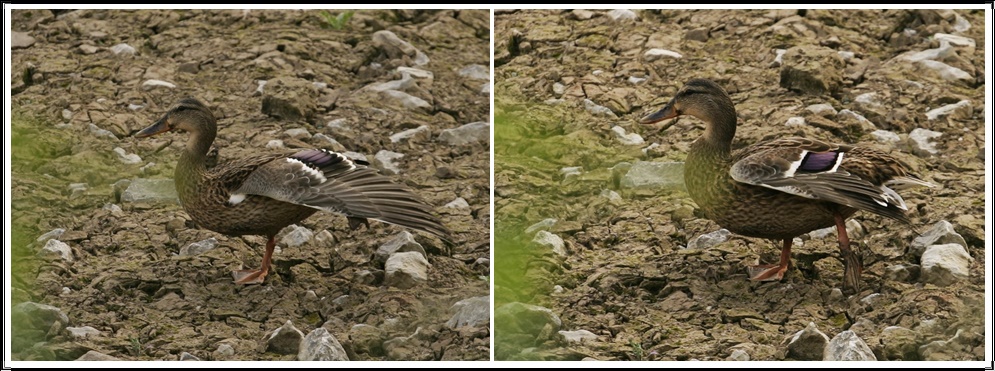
[495,302,562,337]
[560,166,582,184]
[870,130,901,144]
[786,322,829,360]
[373,150,405,175]
[89,123,118,139]
[727,349,750,361]
[925,100,972,121]
[214,343,235,357]
[685,27,710,42]
[785,116,806,126]
[280,225,313,248]
[933,33,975,51]
[141,79,177,91]
[916,60,972,84]
[525,218,557,234]
[837,109,872,126]
[570,9,595,20]
[552,82,566,96]
[607,9,637,21]
[311,134,345,152]
[643,48,682,61]
[907,128,942,157]
[37,228,66,243]
[837,51,855,60]
[266,320,305,355]
[620,161,685,190]
[78,44,100,54]
[686,229,730,250]
[389,125,430,143]
[446,296,490,328]
[397,66,433,82]
[532,230,566,256]
[12,302,70,340]
[443,197,471,214]
[899,40,954,63]
[559,330,598,344]
[384,251,430,289]
[364,73,415,92]
[67,326,101,339]
[611,126,644,145]
[13,31,37,49]
[375,231,426,265]
[266,139,285,149]
[298,328,349,361]
[921,243,972,286]
[76,350,120,361]
[950,12,971,32]
[348,324,385,356]
[771,48,787,67]
[628,76,647,84]
[824,330,876,361]
[113,147,142,164]
[343,151,368,162]
[110,43,136,56]
[179,352,200,361]
[479,82,489,95]
[600,189,622,204]
[284,128,311,139]
[40,239,73,262]
[372,30,428,66]
[779,45,843,95]
[458,64,489,80]
[439,121,489,146]
[879,326,919,360]
[179,238,218,256]
[808,219,863,240]
[69,183,88,198]
[583,99,617,117]
[911,220,966,256]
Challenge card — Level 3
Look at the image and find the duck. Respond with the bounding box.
[135,97,451,284]
[639,78,931,292]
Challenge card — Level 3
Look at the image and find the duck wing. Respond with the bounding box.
[228,148,451,240]
[728,137,928,223]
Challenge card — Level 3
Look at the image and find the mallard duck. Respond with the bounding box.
[136,98,450,284]
[639,78,931,292]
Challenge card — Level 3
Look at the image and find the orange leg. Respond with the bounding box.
[836,213,862,293]
[232,235,275,284]
[748,238,792,282]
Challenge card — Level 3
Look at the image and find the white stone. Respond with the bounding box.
[41,239,73,262]
[824,330,877,361]
[397,66,434,81]
[785,116,806,126]
[280,225,313,248]
[343,151,367,162]
[298,328,349,361]
[89,124,118,140]
[561,166,582,184]
[382,90,430,110]
[611,125,644,145]
[805,103,837,117]
[284,128,311,139]
[932,33,975,51]
[552,82,566,96]
[37,228,66,243]
[628,76,647,84]
[899,40,954,62]
[772,49,787,67]
[438,122,489,146]
[686,229,730,250]
[110,43,136,55]
[532,230,566,256]
[607,9,637,21]
[525,218,557,234]
[837,51,855,60]
[870,130,901,144]
[385,251,431,289]
[389,125,430,143]
[374,150,405,175]
[113,147,142,164]
[925,100,972,121]
[907,128,942,157]
[446,296,490,328]
[375,231,425,265]
[254,80,267,95]
[917,60,972,83]
[644,48,682,61]
[141,79,177,91]
[559,330,598,343]
[444,197,470,210]
[67,326,101,339]
[458,64,489,80]
[266,139,285,149]
[179,238,217,256]
[921,243,972,286]
[584,99,617,117]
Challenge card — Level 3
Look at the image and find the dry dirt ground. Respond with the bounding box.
[11,9,490,361]
[494,9,985,361]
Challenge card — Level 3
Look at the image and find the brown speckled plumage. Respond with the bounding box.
[641,78,931,291]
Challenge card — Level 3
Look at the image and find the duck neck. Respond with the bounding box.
[175,129,215,198]
[697,104,737,154]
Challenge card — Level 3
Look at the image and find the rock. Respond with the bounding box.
[880,326,919,360]
[446,296,490,328]
[771,49,787,67]
[809,219,863,240]
[279,225,313,248]
[214,343,235,357]
[552,82,566,96]
[439,122,489,146]
[686,229,730,250]
[89,123,118,139]
[68,183,87,198]
[298,328,349,361]
[532,231,566,256]
[36,228,66,243]
[925,100,972,121]
[907,128,942,157]
[113,147,142,164]
[373,150,405,175]
[389,125,430,143]
[382,90,430,110]
[779,45,843,95]
[494,302,562,336]
[13,31,37,49]
[611,126,644,145]
[559,330,598,343]
[620,161,685,190]
[932,33,975,51]
[179,237,217,256]
[78,44,101,54]
[870,130,901,144]
[110,43,136,56]
[443,197,471,214]
[397,66,433,82]
[261,77,318,123]
[375,231,426,265]
[266,320,305,355]
[40,239,73,262]
[525,218,557,234]
[910,220,966,257]
[570,9,595,20]
[600,189,622,204]
[583,99,617,117]
[312,134,346,152]
[920,243,972,286]
[343,151,368,162]
[254,80,267,96]
[785,322,829,361]
[916,60,973,85]
[560,166,582,184]
[607,9,637,22]
[348,324,385,356]
[824,330,876,361]
[179,352,200,361]
[685,27,710,42]
[372,30,429,66]
[76,350,120,361]
[628,76,647,84]
[266,139,285,149]
[364,73,416,92]
[458,64,489,80]
[67,326,101,339]
[12,302,70,345]
[141,79,177,91]
[785,117,805,126]
[727,349,750,361]
[384,251,430,289]
[898,40,954,63]
[837,51,855,60]
[284,128,311,139]
[643,48,683,61]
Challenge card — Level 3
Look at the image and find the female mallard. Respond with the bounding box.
[136,98,450,284]
[639,78,931,292]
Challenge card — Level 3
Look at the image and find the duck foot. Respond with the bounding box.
[835,212,862,294]
[747,238,793,282]
[232,234,276,285]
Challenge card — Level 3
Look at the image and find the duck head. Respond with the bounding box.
[136,98,216,138]
[639,78,737,145]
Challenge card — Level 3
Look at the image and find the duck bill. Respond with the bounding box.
[639,103,678,125]
[135,118,171,138]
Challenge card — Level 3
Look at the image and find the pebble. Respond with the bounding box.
[179,352,200,361]
[89,123,118,139]
[343,151,368,162]
[110,43,136,55]
[583,99,616,117]
[280,225,314,248]
[141,79,177,91]
[772,49,787,67]
[446,296,490,328]
[600,189,622,204]
[66,326,101,339]
[808,219,863,240]
[12,31,37,49]
[298,328,349,361]
[76,351,120,361]
[727,349,750,361]
[254,80,267,96]
[179,237,217,256]
[458,64,489,80]
[375,231,426,265]
[925,100,972,121]
[37,228,66,243]
[373,150,405,175]
[786,322,829,361]
[382,90,430,110]
[214,343,235,357]
[911,220,967,256]
[824,331,876,361]
[607,9,637,21]
[920,243,972,286]
[532,231,566,256]
[685,229,730,250]
[899,40,954,63]
[628,76,647,84]
[932,33,975,51]
[384,251,431,289]
[879,326,918,360]
[397,66,434,82]
[365,73,415,92]
[552,82,566,96]
[870,130,901,144]
[620,161,685,190]
[907,128,942,157]
[113,147,142,164]
[284,128,311,139]
[785,116,805,126]
[389,125,430,143]
[443,197,471,212]
[265,320,305,355]
[643,48,683,61]
[121,178,178,204]
[611,126,644,145]
[41,239,73,262]
[266,139,285,149]
[438,122,489,146]
[524,218,557,234]
[559,330,598,343]
[560,166,582,184]
[916,60,973,84]
[371,30,429,66]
